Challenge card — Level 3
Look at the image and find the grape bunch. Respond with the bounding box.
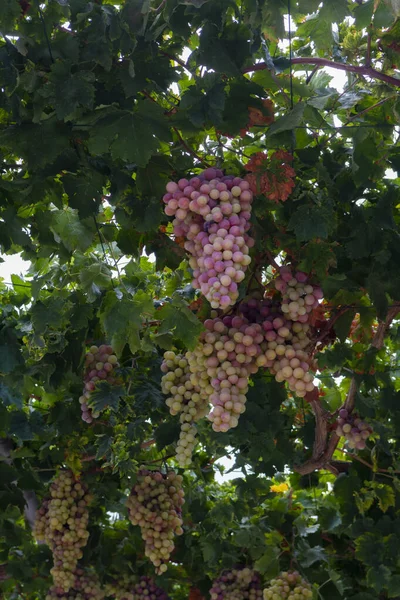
[163,168,254,309]
[79,344,120,423]
[161,351,209,466]
[263,572,313,599]
[126,469,185,574]
[335,408,373,450]
[274,267,323,323]
[33,471,92,592]
[45,569,104,600]
[210,568,263,600]
[188,315,262,432]
[239,297,317,398]
[106,576,171,600]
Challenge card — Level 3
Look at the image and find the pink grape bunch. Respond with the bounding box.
[126,469,185,574]
[33,471,92,593]
[45,568,104,600]
[335,408,373,450]
[163,168,254,309]
[263,571,313,599]
[238,297,316,398]
[188,314,264,432]
[79,344,120,423]
[106,576,171,600]
[161,351,209,466]
[274,266,323,323]
[210,568,263,600]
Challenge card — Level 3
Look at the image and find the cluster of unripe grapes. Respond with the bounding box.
[33,471,92,592]
[210,568,263,600]
[79,344,120,423]
[163,168,254,309]
[46,569,104,600]
[126,469,184,574]
[335,408,372,450]
[161,351,209,466]
[263,572,312,599]
[105,576,171,600]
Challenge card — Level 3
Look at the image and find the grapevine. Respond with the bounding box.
[210,567,263,600]
[263,571,313,599]
[126,469,185,574]
[33,471,92,592]
[45,568,104,600]
[79,344,120,423]
[335,408,373,450]
[163,168,254,309]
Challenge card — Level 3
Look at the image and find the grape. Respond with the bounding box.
[163,170,254,309]
[126,469,185,574]
[106,575,171,600]
[161,351,209,466]
[335,411,373,450]
[33,471,92,592]
[45,568,104,600]
[80,344,120,423]
[210,567,263,600]
[263,571,313,599]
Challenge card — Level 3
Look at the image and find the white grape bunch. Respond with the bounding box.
[263,571,313,599]
[161,350,209,466]
[33,471,92,592]
[45,568,104,600]
[163,168,254,309]
[335,408,373,450]
[126,469,184,574]
[105,575,171,600]
[79,344,120,423]
[210,567,263,600]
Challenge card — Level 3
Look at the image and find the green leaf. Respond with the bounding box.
[158,296,203,350]
[333,309,356,343]
[62,170,105,218]
[267,102,305,136]
[387,574,400,597]
[89,382,125,413]
[154,420,181,450]
[88,102,170,167]
[0,383,22,410]
[51,209,94,252]
[49,61,95,121]
[288,202,336,241]
[319,0,350,23]
[0,327,22,375]
[366,565,391,592]
[0,0,21,31]
[79,262,112,302]
[9,412,34,442]
[296,539,327,568]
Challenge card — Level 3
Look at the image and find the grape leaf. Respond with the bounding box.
[89,382,125,413]
[267,102,305,136]
[288,202,336,241]
[157,297,203,350]
[51,209,94,252]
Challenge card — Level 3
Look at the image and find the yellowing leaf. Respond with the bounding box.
[270,483,289,493]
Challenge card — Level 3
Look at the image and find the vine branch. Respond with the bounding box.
[243,59,400,89]
[295,304,400,475]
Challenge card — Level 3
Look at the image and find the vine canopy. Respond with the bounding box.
[1,1,400,599]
